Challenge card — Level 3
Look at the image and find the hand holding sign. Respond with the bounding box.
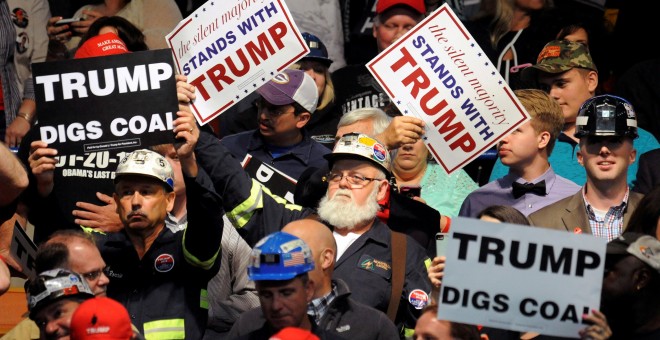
[173,110,199,177]
[28,140,58,197]
[578,310,612,340]
[376,115,425,149]
[176,74,196,104]
[73,192,123,233]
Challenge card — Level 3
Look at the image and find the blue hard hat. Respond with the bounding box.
[248,232,315,281]
[301,32,333,67]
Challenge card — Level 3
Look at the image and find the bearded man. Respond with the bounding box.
[194,129,432,339]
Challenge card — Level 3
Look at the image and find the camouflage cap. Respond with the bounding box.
[522,40,597,80]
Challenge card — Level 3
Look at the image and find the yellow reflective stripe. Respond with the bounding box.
[143,319,185,339]
[200,289,209,309]
[227,179,303,228]
[424,258,432,270]
[404,327,415,338]
[227,179,264,228]
[79,225,106,235]
[261,184,303,212]
[182,228,220,270]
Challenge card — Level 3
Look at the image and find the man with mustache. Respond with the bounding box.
[194,130,432,338]
[93,114,225,340]
[220,68,330,180]
[529,95,644,240]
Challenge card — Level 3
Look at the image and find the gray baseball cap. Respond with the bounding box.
[607,232,660,272]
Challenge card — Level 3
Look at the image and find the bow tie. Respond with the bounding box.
[512,180,546,199]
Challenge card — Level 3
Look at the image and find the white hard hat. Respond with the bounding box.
[325,133,391,175]
[114,149,174,190]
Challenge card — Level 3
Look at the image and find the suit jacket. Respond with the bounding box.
[528,190,644,234]
[634,148,660,195]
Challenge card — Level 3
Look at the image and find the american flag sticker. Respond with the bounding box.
[283,252,306,267]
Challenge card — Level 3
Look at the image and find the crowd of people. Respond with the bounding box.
[1,0,659,339]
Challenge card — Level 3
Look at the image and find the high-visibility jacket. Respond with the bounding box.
[97,173,224,340]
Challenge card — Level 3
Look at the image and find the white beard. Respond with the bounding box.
[317,184,381,231]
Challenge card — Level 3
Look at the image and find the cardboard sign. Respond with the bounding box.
[33,49,178,156]
[438,217,606,338]
[368,4,529,174]
[241,154,296,203]
[11,220,37,279]
[166,0,309,125]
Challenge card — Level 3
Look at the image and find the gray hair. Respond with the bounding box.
[337,107,392,135]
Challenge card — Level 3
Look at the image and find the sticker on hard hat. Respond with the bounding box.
[282,251,306,267]
[154,254,175,272]
[280,239,306,253]
[250,250,262,268]
[408,289,429,309]
[373,143,387,162]
[358,136,376,147]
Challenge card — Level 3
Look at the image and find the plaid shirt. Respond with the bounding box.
[583,188,629,241]
[307,282,338,324]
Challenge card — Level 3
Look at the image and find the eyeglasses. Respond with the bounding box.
[323,172,383,189]
[81,266,109,281]
[257,100,294,117]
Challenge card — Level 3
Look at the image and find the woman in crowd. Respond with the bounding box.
[47,0,182,57]
[76,15,148,53]
[392,138,477,217]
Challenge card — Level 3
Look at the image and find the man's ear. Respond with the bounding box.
[634,267,652,292]
[376,180,390,201]
[166,191,176,213]
[586,70,599,94]
[537,131,551,150]
[577,149,584,166]
[320,248,335,270]
[295,112,311,129]
[305,278,315,302]
[629,147,637,165]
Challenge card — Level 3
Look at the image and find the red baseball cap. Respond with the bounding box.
[269,327,320,340]
[70,297,134,340]
[74,32,129,59]
[376,0,426,15]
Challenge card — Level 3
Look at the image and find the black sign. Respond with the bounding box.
[241,154,297,203]
[32,49,178,156]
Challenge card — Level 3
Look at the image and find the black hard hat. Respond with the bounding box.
[574,95,638,139]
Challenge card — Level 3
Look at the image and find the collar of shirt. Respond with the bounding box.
[582,186,630,214]
[582,187,629,241]
[165,213,187,233]
[308,281,338,324]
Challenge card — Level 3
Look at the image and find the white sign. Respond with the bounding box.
[166,0,309,125]
[368,4,529,174]
[438,217,606,338]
